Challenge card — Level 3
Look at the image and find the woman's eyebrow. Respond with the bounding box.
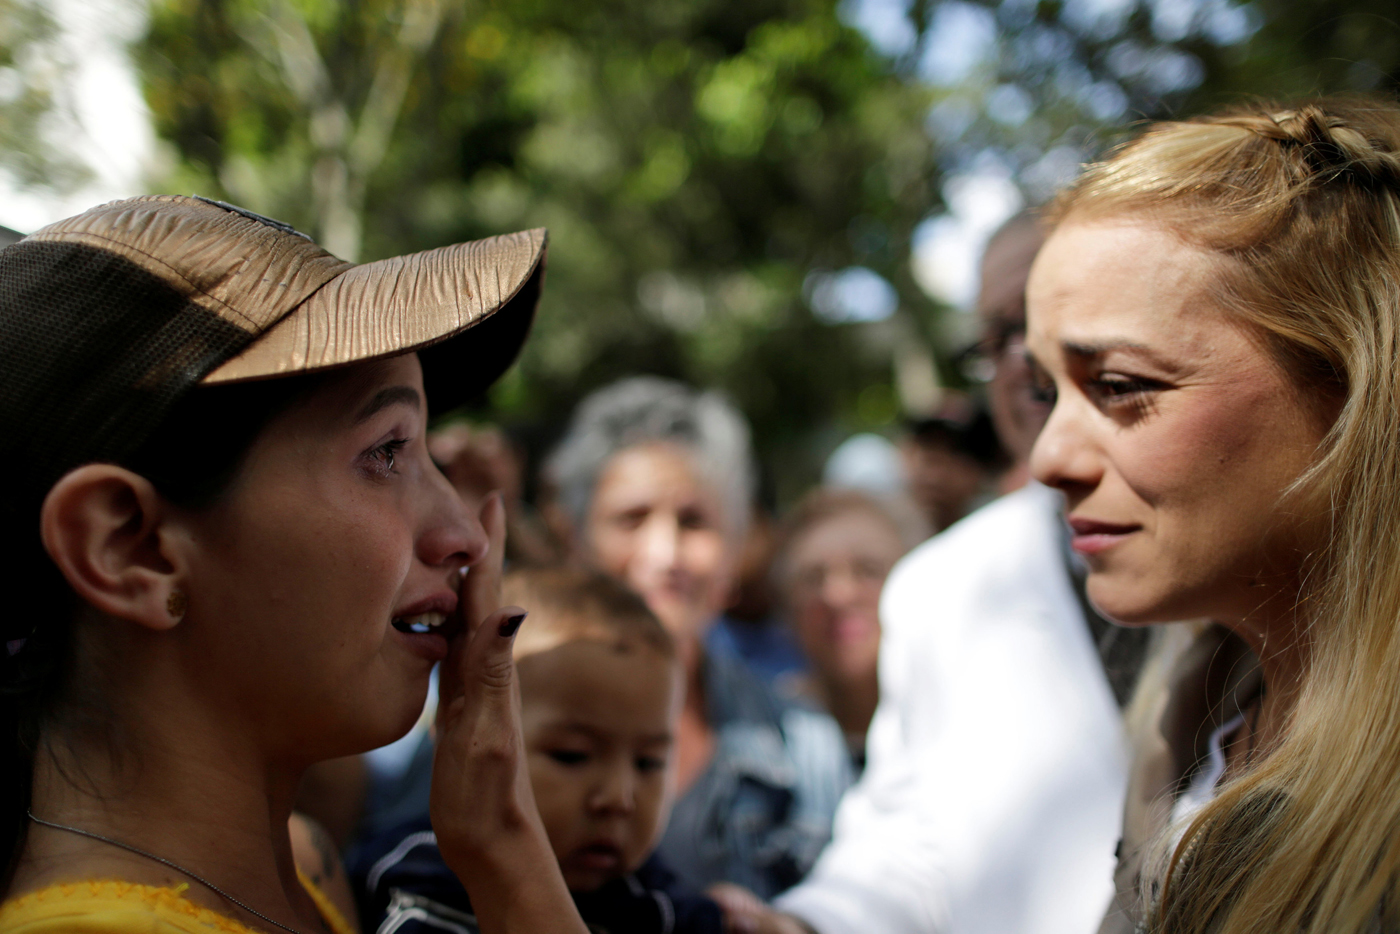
[354,385,421,423]
[1062,339,1151,358]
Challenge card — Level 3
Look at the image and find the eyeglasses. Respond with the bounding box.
[953,319,1026,384]
[790,558,892,597]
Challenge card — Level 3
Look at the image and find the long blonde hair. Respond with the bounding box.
[1052,97,1400,934]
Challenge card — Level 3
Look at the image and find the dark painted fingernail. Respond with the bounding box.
[498,612,527,638]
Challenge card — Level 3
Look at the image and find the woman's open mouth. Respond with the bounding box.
[392,611,448,635]
[390,610,460,662]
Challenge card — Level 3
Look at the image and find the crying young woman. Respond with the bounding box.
[0,196,588,934]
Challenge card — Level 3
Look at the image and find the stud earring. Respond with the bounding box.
[166,590,188,622]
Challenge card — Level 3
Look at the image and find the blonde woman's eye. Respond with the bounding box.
[1089,375,1161,398]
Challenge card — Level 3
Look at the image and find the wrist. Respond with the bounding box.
[442,825,586,934]
[439,817,554,887]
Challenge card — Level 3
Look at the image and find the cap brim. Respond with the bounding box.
[202,228,546,411]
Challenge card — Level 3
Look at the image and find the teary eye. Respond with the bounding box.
[369,438,408,473]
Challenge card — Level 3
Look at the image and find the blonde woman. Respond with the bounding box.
[1027,97,1400,933]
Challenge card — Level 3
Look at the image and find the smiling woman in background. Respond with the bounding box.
[771,489,923,769]
[544,377,852,900]
[1027,97,1400,934]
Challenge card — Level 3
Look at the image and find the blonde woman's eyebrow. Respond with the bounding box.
[1061,339,1153,358]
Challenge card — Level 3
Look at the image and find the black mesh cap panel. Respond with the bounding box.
[1,240,255,506]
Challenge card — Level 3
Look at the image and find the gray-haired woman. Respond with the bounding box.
[545,377,851,900]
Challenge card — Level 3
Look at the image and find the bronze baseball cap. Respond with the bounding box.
[1,194,546,499]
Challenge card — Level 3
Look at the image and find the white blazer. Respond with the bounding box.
[776,483,1127,934]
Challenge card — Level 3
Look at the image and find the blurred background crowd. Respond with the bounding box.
[5,0,1400,929]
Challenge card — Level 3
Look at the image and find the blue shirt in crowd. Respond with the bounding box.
[656,648,853,899]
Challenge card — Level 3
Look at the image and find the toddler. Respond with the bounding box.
[356,567,722,934]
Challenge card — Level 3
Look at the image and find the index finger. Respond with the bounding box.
[463,490,507,641]
[439,490,507,718]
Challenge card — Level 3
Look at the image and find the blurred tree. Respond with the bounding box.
[0,0,89,193]
[136,0,938,504]
[901,0,1400,219]
[134,0,1400,502]
[883,0,1400,355]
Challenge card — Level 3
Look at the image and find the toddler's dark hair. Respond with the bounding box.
[501,567,674,660]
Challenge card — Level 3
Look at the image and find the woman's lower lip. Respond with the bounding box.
[393,627,450,662]
[1071,531,1136,555]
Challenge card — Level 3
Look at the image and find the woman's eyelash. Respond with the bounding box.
[1089,375,1160,397]
[368,438,409,473]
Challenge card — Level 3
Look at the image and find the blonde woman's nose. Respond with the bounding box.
[1029,398,1101,495]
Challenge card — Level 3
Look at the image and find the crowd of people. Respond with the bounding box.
[7,93,1400,934]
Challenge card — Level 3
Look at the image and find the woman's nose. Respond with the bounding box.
[418,469,491,571]
[636,513,681,572]
[820,565,861,609]
[1029,395,1101,497]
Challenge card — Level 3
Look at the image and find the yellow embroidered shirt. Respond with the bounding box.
[0,869,354,934]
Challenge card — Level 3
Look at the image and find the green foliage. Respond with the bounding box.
[134,0,1400,501]
[912,0,1400,201]
[136,0,938,502]
[1192,0,1400,104]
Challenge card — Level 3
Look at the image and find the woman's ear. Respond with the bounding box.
[39,464,185,633]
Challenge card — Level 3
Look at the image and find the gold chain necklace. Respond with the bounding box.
[26,810,313,934]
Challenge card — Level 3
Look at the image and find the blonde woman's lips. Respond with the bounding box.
[1067,517,1140,555]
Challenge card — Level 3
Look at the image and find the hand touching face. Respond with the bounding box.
[179,354,487,761]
